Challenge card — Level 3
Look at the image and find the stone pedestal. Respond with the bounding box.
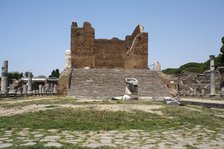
[210,55,215,96]
[1,60,8,94]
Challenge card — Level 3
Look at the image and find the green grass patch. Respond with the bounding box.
[0,104,223,132]
[185,144,199,149]
[0,108,175,131]
[161,105,224,131]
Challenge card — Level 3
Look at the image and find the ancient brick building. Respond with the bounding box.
[59,22,170,99]
[71,22,148,69]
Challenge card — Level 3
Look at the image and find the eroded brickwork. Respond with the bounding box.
[71,22,148,69]
[71,22,95,68]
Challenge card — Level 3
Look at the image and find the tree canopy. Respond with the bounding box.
[49,69,60,78]
[8,71,23,80]
[220,36,224,66]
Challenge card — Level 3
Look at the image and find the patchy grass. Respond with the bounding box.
[0,105,223,132]
[0,108,174,131]
[0,97,164,109]
[185,144,199,149]
[161,105,224,131]
[0,97,78,108]
[13,144,114,149]
[0,97,223,133]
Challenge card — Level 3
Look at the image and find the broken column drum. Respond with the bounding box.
[1,60,8,94]
[27,72,33,95]
[210,55,215,96]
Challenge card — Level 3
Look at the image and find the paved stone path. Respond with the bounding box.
[181,98,224,104]
[0,126,224,148]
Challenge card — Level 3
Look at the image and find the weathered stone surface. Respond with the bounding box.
[20,142,36,146]
[68,68,125,99]
[210,55,215,96]
[44,142,62,148]
[27,72,32,95]
[68,68,170,99]
[0,143,13,149]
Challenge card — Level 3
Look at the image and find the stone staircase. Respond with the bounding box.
[125,69,170,98]
[68,68,170,99]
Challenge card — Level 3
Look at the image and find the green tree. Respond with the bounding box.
[8,71,23,80]
[220,36,224,66]
[49,69,60,78]
[55,69,60,78]
[178,62,205,73]
[162,68,179,75]
[24,72,29,78]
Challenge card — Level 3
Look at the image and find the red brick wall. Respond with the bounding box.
[71,22,148,69]
[94,38,126,68]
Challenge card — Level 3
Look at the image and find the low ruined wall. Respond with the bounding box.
[58,69,72,96]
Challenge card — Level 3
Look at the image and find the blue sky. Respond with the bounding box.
[0,0,223,76]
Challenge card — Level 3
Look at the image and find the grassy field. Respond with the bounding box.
[0,97,224,148]
[0,100,223,132]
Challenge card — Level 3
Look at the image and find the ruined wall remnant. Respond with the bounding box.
[71,22,95,68]
[125,25,148,69]
[70,22,148,69]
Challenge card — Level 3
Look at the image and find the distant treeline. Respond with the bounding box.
[162,54,222,75]
[163,37,224,75]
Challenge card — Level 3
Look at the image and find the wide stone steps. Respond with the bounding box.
[68,68,170,99]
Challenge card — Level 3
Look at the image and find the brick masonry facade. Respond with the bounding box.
[71,22,148,69]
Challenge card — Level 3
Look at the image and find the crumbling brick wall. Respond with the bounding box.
[71,21,148,69]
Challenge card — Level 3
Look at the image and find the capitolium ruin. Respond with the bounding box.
[59,21,170,99]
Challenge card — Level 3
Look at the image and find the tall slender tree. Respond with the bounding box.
[220,37,224,66]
